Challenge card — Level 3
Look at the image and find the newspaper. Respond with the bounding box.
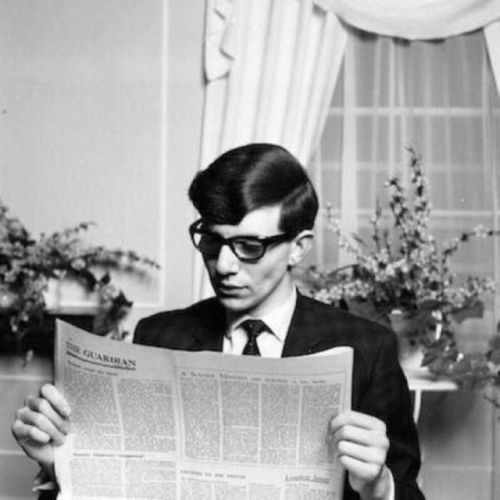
[54,320,353,500]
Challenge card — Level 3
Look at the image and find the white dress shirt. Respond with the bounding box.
[223,287,297,357]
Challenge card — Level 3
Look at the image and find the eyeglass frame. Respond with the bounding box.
[189,219,295,263]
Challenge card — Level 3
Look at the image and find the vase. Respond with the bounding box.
[42,278,61,310]
[389,309,425,372]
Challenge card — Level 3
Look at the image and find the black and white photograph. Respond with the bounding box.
[1,1,500,499]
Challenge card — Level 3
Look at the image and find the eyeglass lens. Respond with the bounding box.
[194,233,265,260]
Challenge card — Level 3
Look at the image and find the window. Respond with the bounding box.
[312,28,500,349]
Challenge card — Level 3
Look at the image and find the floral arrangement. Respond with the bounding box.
[0,199,159,348]
[304,148,500,388]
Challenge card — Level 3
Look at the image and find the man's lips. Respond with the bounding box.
[214,283,245,295]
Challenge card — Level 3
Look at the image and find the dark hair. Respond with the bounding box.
[188,143,318,235]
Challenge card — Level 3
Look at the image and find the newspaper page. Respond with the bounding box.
[54,320,353,500]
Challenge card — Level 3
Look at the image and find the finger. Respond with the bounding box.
[332,424,389,449]
[330,411,386,434]
[337,439,388,466]
[330,411,386,431]
[16,407,67,446]
[40,384,71,417]
[12,419,51,445]
[339,454,383,483]
[25,396,71,434]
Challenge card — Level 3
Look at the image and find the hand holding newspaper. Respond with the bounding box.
[54,321,353,500]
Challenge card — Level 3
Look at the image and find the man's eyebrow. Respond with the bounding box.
[232,235,264,240]
[204,229,263,239]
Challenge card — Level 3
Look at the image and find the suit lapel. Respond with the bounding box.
[186,294,345,356]
[282,293,330,357]
[189,298,226,352]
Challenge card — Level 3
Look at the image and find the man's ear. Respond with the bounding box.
[288,230,314,267]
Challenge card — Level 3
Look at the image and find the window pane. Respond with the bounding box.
[316,28,500,346]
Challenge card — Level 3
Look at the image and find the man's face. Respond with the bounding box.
[203,206,295,318]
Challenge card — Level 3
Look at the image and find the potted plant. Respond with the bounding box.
[301,149,500,387]
[0,199,159,356]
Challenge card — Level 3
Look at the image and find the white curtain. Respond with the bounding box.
[485,21,500,90]
[326,0,500,39]
[194,0,500,301]
[313,29,500,351]
[194,0,348,299]
[323,0,500,94]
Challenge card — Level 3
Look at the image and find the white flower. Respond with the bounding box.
[71,258,86,271]
[314,289,334,304]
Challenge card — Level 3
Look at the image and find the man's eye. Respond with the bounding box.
[234,239,263,252]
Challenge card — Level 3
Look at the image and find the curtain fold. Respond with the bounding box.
[202,0,348,167]
[322,0,500,40]
[194,0,348,300]
[320,0,500,94]
[485,21,500,95]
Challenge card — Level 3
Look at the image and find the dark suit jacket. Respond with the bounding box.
[134,294,425,500]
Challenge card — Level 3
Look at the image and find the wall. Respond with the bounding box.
[0,0,204,327]
[0,0,204,497]
[419,389,498,499]
[0,1,499,499]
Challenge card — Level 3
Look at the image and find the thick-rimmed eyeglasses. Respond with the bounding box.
[189,219,293,263]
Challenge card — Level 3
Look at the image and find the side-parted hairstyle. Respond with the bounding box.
[188,143,319,235]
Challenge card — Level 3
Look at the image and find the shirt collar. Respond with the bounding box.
[226,287,297,343]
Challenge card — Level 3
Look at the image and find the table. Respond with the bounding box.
[405,368,458,421]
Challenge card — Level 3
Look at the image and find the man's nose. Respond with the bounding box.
[215,243,240,274]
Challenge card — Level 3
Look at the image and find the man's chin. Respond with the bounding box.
[216,295,253,314]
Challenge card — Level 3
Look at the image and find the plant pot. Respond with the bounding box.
[389,309,424,372]
[42,278,61,310]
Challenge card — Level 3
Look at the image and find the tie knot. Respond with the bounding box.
[240,319,267,339]
[240,319,267,356]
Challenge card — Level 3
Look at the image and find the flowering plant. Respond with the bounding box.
[0,199,159,344]
[310,150,496,319]
[303,149,500,387]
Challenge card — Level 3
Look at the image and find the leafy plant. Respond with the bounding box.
[308,149,497,319]
[302,148,500,387]
[0,199,159,341]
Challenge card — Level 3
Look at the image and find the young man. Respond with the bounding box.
[13,144,424,500]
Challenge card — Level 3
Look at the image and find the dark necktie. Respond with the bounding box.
[240,319,268,356]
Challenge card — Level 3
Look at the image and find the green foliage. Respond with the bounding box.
[304,148,500,388]
[309,148,497,317]
[0,200,159,337]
